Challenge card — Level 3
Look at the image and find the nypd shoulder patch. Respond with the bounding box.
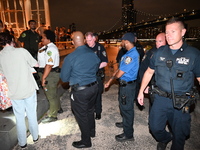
[102,51,106,57]
[124,56,132,64]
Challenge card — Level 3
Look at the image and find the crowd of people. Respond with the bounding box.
[0,17,200,150]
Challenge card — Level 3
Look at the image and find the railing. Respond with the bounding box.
[55,41,74,49]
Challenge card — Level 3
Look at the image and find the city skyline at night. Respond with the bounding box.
[48,0,200,33]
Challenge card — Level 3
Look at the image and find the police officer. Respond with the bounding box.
[138,17,200,150]
[37,30,62,123]
[116,32,144,64]
[18,20,40,59]
[85,32,108,120]
[60,31,100,148]
[18,20,41,87]
[105,32,139,142]
[139,32,166,94]
[115,33,144,110]
[139,33,166,78]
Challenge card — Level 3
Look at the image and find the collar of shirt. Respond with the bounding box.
[46,42,54,48]
[126,46,137,55]
[168,41,187,52]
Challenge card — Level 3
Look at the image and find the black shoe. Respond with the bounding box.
[72,141,91,148]
[115,122,123,128]
[20,144,27,149]
[41,117,57,123]
[95,114,101,120]
[90,133,95,138]
[33,136,40,143]
[57,108,63,114]
[115,133,134,142]
[157,142,167,150]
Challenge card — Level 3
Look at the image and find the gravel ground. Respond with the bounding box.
[12,82,200,150]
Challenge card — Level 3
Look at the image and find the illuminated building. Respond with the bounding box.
[0,0,50,36]
[122,0,136,26]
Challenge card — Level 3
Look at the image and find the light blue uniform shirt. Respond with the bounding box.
[119,47,139,82]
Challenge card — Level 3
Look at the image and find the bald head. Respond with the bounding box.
[155,33,166,49]
[71,31,85,47]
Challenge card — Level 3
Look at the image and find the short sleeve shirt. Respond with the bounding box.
[38,43,60,68]
[120,47,139,82]
[149,42,200,93]
[18,29,40,55]
[88,42,108,63]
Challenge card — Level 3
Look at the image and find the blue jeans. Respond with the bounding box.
[11,91,38,146]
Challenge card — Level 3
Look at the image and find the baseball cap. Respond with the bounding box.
[120,32,135,43]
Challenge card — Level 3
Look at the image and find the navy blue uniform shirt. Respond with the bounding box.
[119,47,139,82]
[60,45,100,86]
[87,42,108,63]
[149,42,200,94]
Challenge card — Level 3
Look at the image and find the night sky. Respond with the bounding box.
[48,0,200,33]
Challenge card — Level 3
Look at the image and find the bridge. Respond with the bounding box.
[99,9,200,39]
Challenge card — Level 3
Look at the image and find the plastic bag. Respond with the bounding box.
[0,73,12,110]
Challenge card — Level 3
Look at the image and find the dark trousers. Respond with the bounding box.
[95,76,104,114]
[118,82,136,138]
[149,94,191,150]
[71,84,98,146]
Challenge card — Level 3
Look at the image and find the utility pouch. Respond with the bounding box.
[174,86,199,110]
[174,95,189,109]
[119,80,127,87]
[53,67,61,73]
[121,94,126,105]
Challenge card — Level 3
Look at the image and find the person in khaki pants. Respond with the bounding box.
[38,30,62,123]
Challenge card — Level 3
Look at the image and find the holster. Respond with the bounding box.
[148,85,155,104]
[97,69,105,78]
[119,80,127,87]
[150,85,199,110]
[52,67,61,73]
[37,67,61,73]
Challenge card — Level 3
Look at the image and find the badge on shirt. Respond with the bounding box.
[176,57,189,65]
[47,51,52,56]
[21,33,26,38]
[48,57,53,62]
[159,57,165,61]
[124,56,132,64]
[142,54,147,62]
[102,51,107,57]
